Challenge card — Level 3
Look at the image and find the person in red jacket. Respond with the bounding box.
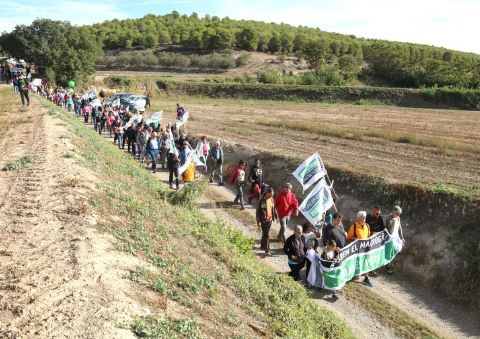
[275,183,299,243]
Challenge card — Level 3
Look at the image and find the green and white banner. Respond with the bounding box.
[292,152,326,192]
[320,230,403,290]
[298,178,334,225]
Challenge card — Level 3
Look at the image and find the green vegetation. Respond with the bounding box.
[157,79,480,110]
[0,19,101,84]
[2,155,36,171]
[98,51,237,71]
[39,98,352,338]
[84,12,480,88]
[3,12,480,89]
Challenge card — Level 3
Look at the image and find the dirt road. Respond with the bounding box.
[0,90,149,337]
[162,173,480,339]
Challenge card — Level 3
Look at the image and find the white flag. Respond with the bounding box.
[134,99,146,111]
[178,150,195,176]
[112,98,120,107]
[299,178,334,226]
[176,112,189,128]
[146,111,162,125]
[167,128,177,155]
[292,153,326,192]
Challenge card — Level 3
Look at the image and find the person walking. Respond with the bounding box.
[147,132,160,173]
[347,211,373,287]
[385,205,405,274]
[248,159,264,205]
[230,160,247,209]
[275,183,299,243]
[209,141,224,186]
[256,188,277,255]
[167,151,180,190]
[17,74,29,106]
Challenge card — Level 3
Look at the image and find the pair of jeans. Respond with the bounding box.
[278,216,290,242]
[210,162,223,183]
[260,221,272,252]
[150,149,159,171]
[117,133,124,149]
[288,261,305,281]
[169,167,179,188]
[84,113,89,124]
[234,183,245,207]
[20,90,29,105]
[98,122,105,135]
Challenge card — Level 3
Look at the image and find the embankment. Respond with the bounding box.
[157,79,480,110]
[207,139,480,308]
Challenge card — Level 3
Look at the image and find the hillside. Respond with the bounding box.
[3,12,480,88]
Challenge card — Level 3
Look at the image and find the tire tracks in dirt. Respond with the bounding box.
[0,93,153,338]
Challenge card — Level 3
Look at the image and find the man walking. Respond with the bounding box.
[17,74,29,106]
[248,159,264,205]
[275,183,299,243]
[209,141,224,186]
[256,188,277,255]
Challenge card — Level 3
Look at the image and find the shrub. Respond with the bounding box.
[235,53,250,67]
[104,75,132,88]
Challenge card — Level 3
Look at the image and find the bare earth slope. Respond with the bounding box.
[0,89,149,337]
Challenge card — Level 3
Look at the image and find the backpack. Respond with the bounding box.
[351,223,370,238]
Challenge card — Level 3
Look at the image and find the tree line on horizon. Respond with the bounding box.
[1,11,480,88]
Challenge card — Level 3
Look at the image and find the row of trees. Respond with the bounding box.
[0,19,100,84]
[84,12,480,88]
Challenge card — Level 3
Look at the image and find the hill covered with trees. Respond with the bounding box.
[86,11,480,88]
[2,11,480,89]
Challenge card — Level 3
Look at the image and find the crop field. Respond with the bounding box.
[151,96,480,200]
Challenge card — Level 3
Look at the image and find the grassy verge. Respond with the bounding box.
[39,97,353,338]
[204,185,444,338]
[259,120,480,154]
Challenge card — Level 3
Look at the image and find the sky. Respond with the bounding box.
[1,0,479,54]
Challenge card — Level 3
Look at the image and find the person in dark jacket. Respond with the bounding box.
[126,125,137,154]
[167,151,180,189]
[322,213,346,248]
[256,188,277,255]
[248,159,264,205]
[17,74,29,106]
[283,225,306,281]
[209,141,224,185]
[366,206,385,233]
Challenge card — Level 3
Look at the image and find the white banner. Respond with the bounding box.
[299,178,334,226]
[292,153,326,192]
[112,98,120,107]
[178,151,194,176]
[32,78,42,86]
[176,112,189,128]
[87,90,97,100]
[133,99,146,111]
[146,111,162,125]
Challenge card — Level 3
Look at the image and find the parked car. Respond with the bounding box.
[104,92,132,106]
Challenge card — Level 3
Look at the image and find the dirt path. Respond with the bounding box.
[0,91,150,337]
[147,169,479,339]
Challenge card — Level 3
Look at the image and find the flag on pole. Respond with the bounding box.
[112,98,120,107]
[292,153,327,192]
[146,111,163,125]
[167,128,178,155]
[298,178,334,226]
[178,152,194,176]
[176,112,189,128]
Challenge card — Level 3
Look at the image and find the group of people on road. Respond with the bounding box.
[36,87,405,300]
[2,62,32,106]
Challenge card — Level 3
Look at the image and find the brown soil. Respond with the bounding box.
[0,90,149,338]
[157,98,480,198]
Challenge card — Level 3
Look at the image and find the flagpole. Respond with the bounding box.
[317,152,338,212]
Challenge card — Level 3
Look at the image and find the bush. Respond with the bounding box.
[299,69,346,86]
[235,53,250,67]
[104,75,132,88]
[257,69,284,84]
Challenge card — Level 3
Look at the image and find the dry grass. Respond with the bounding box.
[260,120,480,154]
